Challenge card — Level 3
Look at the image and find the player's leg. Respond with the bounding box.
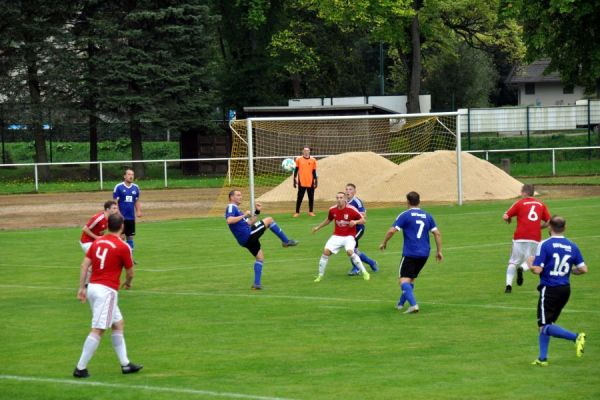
[295,187,307,215]
[262,217,298,247]
[356,229,377,271]
[505,241,520,293]
[124,220,136,263]
[315,245,334,282]
[399,257,425,313]
[348,230,362,276]
[110,314,143,373]
[307,187,315,215]
[345,237,369,280]
[80,242,93,285]
[244,237,264,289]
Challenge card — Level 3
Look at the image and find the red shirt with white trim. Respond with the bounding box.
[328,204,362,237]
[505,197,550,241]
[80,212,107,243]
[87,234,134,291]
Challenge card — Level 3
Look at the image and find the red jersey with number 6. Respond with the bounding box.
[86,234,134,290]
[328,204,362,237]
[505,197,550,241]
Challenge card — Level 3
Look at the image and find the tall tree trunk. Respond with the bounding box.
[291,73,301,98]
[24,46,50,181]
[129,116,144,179]
[406,1,422,114]
[87,41,99,180]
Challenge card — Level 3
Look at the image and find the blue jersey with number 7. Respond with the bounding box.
[533,236,584,287]
[392,208,438,258]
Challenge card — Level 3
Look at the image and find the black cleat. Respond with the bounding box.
[73,368,90,378]
[282,239,299,247]
[121,363,143,374]
[505,285,512,294]
[516,267,524,286]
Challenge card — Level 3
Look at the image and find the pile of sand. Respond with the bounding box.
[257,151,523,203]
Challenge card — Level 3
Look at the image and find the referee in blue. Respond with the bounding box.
[529,215,587,366]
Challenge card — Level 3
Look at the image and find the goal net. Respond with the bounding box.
[216,112,461,214]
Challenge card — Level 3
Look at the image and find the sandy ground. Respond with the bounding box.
[0,185,599,230]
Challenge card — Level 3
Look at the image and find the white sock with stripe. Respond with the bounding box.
[77,333,101,370]
[350,253,367,274]
[111,330,130,366]
[318,255,329,276]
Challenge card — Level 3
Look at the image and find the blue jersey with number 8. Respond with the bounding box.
[533,236,584,287]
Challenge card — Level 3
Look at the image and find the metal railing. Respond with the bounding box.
[1,146,599,193]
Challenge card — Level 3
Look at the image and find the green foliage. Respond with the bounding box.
[504,0,600,93]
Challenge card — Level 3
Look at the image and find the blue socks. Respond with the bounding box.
[401,282,417,306]
[359,251,376,268]
[538,332,550,360]
[126,239,134,250]
[543,324,577,341]
[398,284,414,307]
[269,222,289,243]
[253,261,263,286]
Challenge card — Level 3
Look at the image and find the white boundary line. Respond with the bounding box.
[1,283,598,314]
[0,375,299,400]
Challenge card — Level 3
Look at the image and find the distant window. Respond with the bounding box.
[563,85,574,94]
[525,83,535,95]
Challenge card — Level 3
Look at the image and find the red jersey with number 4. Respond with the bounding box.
[86,234,133,290]
[505,197,550,241]
[80,212,107,243]
[328,204,362,237]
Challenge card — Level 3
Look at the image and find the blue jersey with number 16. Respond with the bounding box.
[392,208,437,258]
[533,236,584,287]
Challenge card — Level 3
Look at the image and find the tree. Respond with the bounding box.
[0,1,78,180]
[92,0,219,177]
[504,0,600,94]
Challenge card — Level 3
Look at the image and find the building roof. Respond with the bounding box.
[507,59,562,84]
[243,104,397,118]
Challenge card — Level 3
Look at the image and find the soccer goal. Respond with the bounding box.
[222,112,464,212]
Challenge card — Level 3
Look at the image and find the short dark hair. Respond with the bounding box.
[104,200,116,210]
[522,184,534,196]
[346,183,356,189]
[336,191,346,197]
[406,191,420,206]
[108,213,124,233]
[228,189,240,199]
[549,215,566,233]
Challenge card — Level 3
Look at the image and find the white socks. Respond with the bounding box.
[77,333,101,370]
[111,330,130,366]
[350,253,367,274]
[318,255,329,276]
[506,264,516,286]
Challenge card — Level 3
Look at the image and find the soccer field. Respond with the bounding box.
[1,197,599,400]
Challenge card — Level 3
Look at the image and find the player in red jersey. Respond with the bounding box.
[311,192,370,282]
[80,200,119,253]
[73,213,143,378]
[502,184,550,293]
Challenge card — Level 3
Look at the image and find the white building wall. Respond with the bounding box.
[518,83,586,106]
[288,95,431,114]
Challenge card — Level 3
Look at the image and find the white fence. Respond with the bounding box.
[1,146,599,193]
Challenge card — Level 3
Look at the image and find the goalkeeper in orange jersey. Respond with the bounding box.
[293,146,318,217]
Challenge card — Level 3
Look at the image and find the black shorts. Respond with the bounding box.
[123,219,136,237]
[355,226,365,247]
[537,284,570,327]
[243,220,267,257]
[399,256,428,279]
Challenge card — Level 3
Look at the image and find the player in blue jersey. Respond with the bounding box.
[345,183,378,276]
[528,216,587,366]
[226,189,299,290]
[379,191,442,314]
[113,169,142,256]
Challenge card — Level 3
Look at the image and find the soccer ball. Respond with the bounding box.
[281,158,295,173]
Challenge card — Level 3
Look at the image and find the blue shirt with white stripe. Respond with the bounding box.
[348,196,365,233]
[533,236,585,287]
[225,203,251,245]
[392,208,437,258]
[113,182,140,220]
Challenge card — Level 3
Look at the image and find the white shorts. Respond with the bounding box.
[87,283,123,329]
[508,240,538,266]
[80,241,92,254]
[324,235,356,255]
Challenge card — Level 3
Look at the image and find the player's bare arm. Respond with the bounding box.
[312,218,331,233]
[572,264,588,275]
[122,268,134,289]
[226,211,252,225]
[379,228,396,250]
[82,225,99,240]
[135,201,142,218]
[433,229,443,262]
[77,257,92,303]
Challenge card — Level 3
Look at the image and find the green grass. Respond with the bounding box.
[1,197,600,399]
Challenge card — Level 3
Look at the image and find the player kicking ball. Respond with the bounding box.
[226,189,299,290]
[312,192,370,282]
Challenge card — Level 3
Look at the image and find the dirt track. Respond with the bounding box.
[0,185,599,230]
